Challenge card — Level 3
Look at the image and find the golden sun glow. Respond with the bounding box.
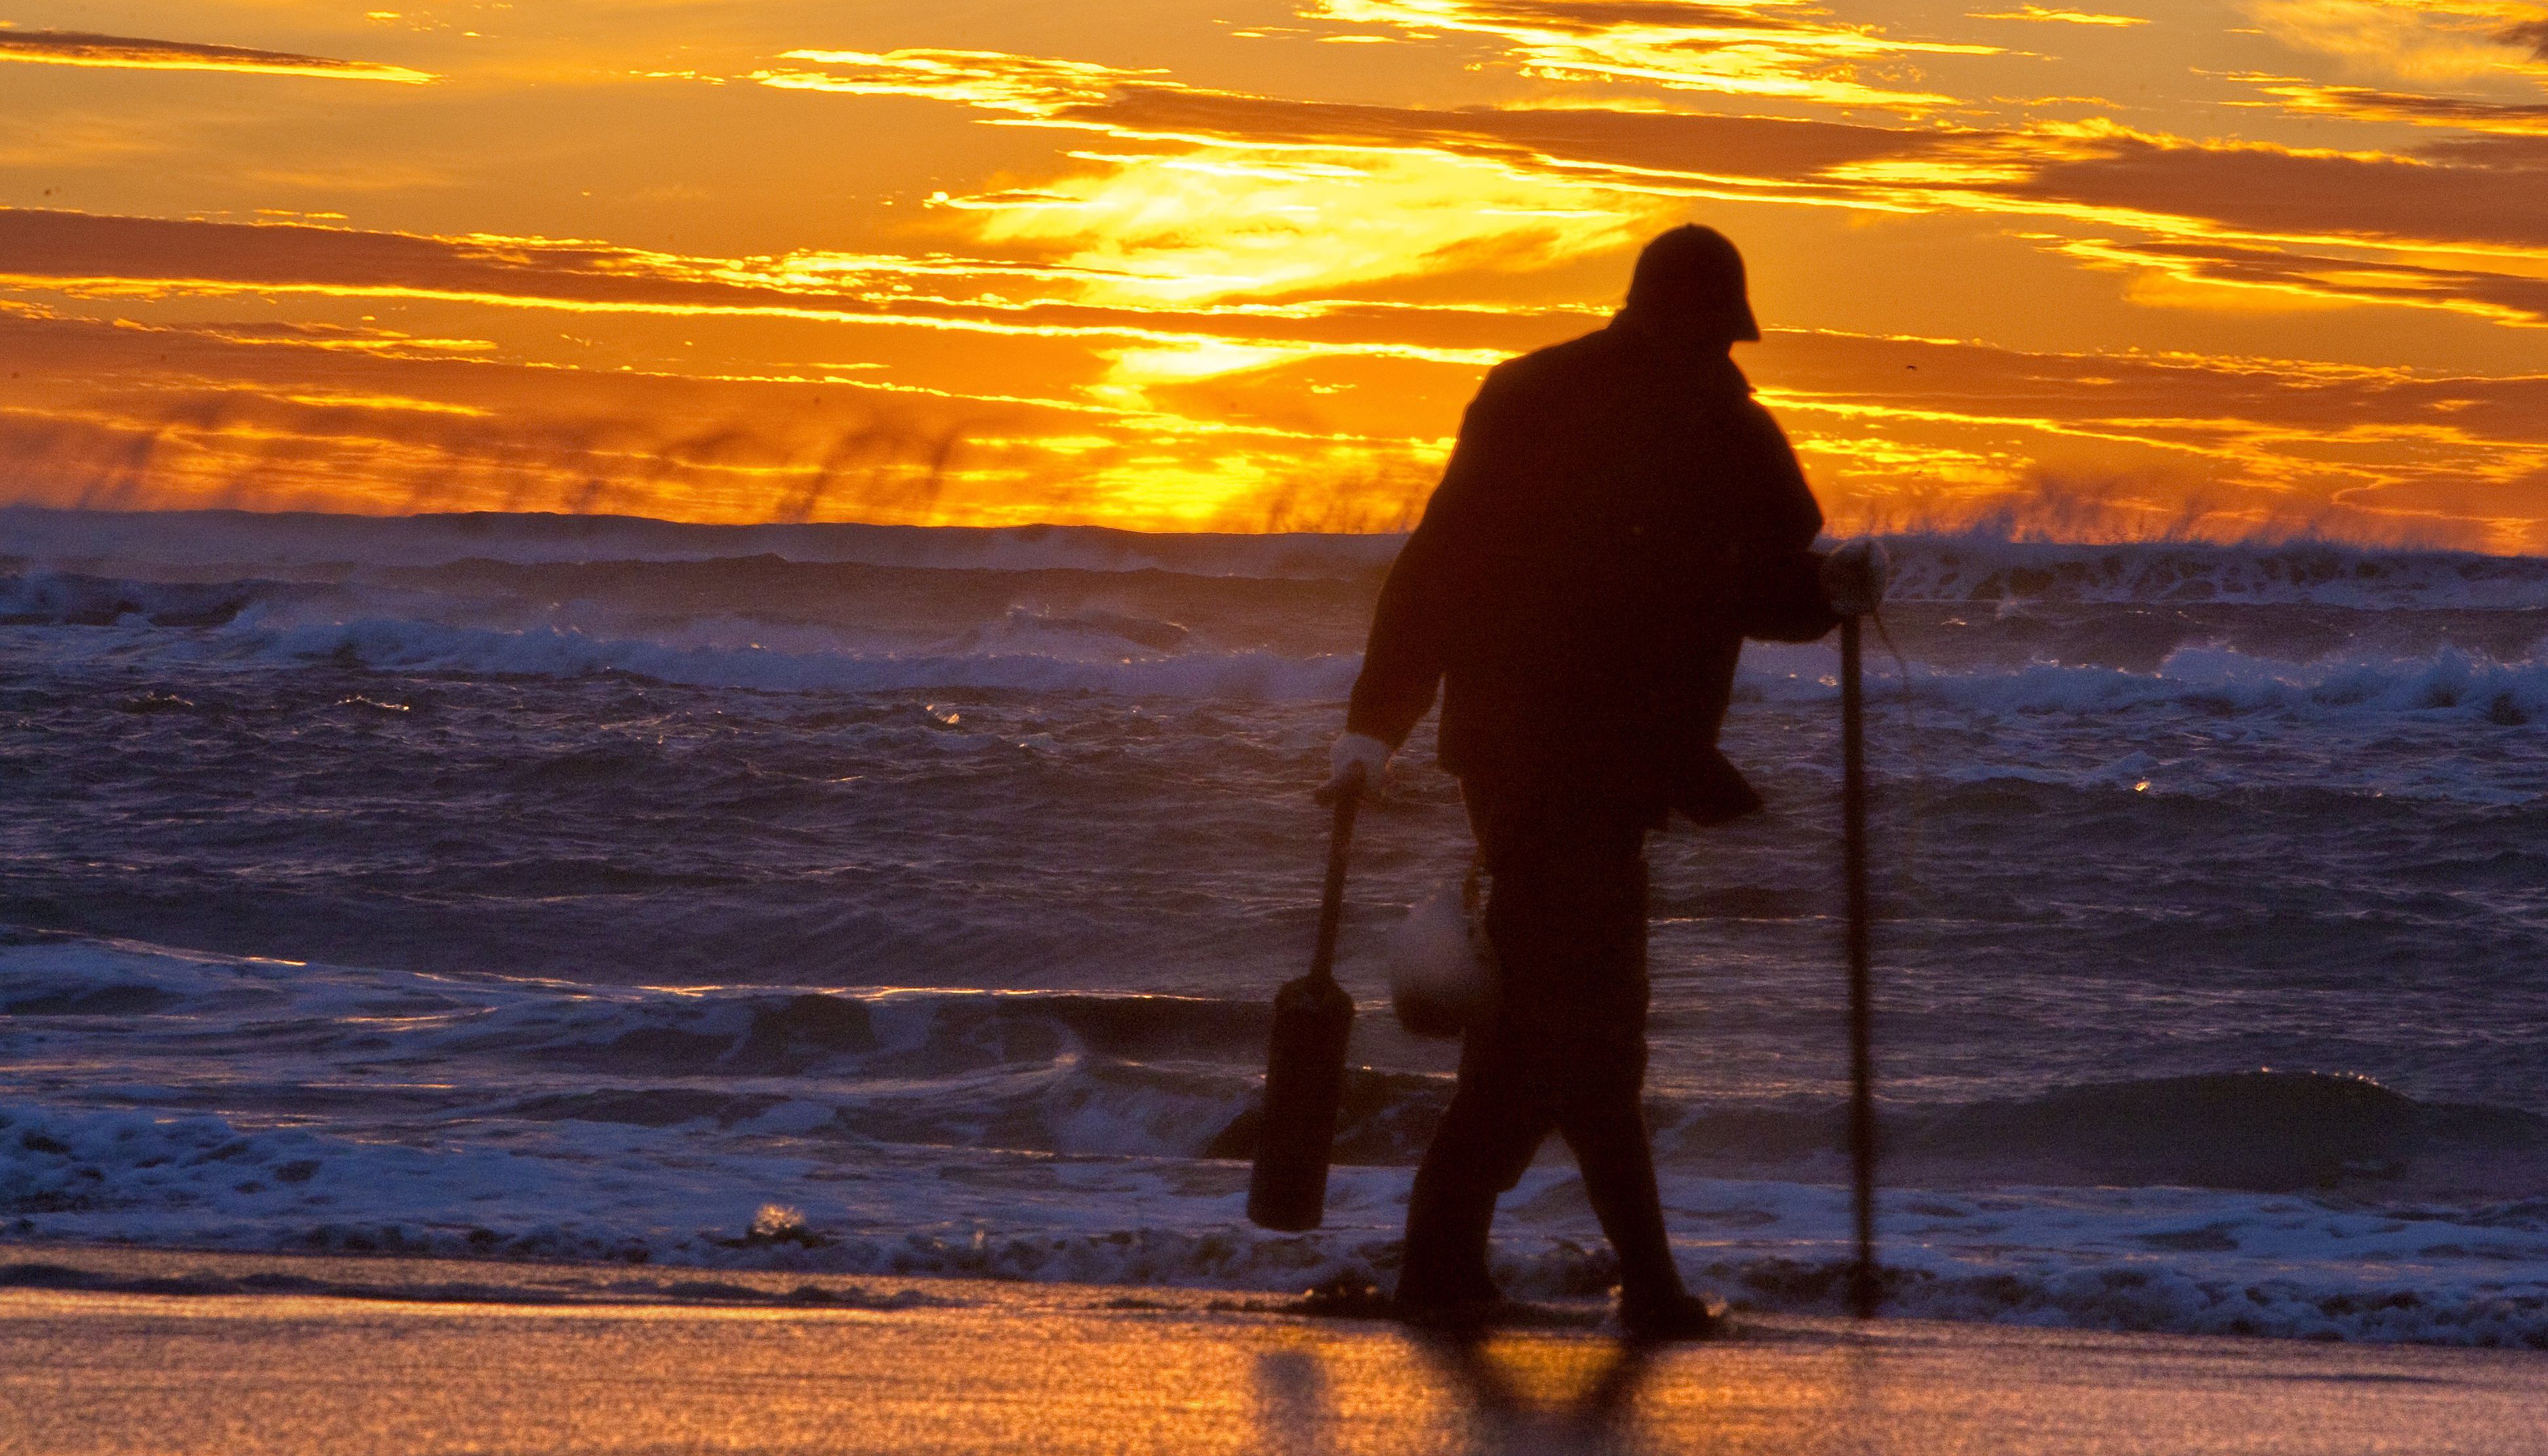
[4,0,2548,546]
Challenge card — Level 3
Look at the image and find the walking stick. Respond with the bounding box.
[1840,615,1880,1318]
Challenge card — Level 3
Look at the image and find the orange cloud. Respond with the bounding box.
[11,12,2548,545]
[2051,236,2548,326]
[1751,328,2548,548]
[12,289,2546,546]
[1305,0,1999,107]
[0,301,1469,529]
[758,48,1140,112]
[0,28,434,83]
[2230,73,2548,133]
[0,208,1560,366]
[1970,6,2150,24]
[2001,129,2548,253]
[2243,1,2548,84]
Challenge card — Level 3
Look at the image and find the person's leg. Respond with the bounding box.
[1396,1037,1549,1305]
[1558,1077,1688,1307]
[1399,793,1692,1318]
[1546,852,1687,1307]
[1534,832,1718,1337]
[1395,789,1556,1309]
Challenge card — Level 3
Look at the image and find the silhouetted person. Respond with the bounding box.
[1322,225,1885,1341]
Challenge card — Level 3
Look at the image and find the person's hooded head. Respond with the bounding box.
[1615,225,1760,347]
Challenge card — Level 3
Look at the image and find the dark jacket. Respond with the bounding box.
[1345,321,1837,825]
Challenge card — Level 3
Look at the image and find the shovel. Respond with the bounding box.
[1246,765,1363,1231]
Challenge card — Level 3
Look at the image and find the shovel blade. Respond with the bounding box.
[1245,972,1356,1231]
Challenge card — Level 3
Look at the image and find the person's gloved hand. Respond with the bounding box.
[1821,539,1891,617]
[1317,731,1391,803]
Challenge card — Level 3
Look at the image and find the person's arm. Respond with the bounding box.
[1342,490,1456,752]
[1341,377,1505,750]
[1729,402,1843,643]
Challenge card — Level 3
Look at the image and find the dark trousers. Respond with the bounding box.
[1395,794,1686,1306]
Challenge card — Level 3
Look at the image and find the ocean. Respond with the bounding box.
[2,506,2543,1346]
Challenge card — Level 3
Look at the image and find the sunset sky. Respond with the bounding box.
[5,1,2548,546]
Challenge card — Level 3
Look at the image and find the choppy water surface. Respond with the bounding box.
[3,507,2545,1345]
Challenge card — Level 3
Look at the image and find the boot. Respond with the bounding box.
[1619,1291,1724,1343]
[1394,1178,1504,1314]
[1396,1125,1518,1318]
[1564,1102,1687,1315]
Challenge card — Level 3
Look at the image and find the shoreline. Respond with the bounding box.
[3,1234,2545,1351]
[4,1244,2544,1455]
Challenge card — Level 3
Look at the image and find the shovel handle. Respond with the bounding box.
[1308,765,1362,988]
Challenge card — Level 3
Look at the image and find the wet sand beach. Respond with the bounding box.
[1,1247,2541,1455]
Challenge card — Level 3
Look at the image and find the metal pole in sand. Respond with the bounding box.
[1841,615,1879,1319]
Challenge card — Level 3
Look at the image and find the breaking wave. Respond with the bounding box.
[7,902,2548,1349]
[242,615,1360,700]
[1745,642,2548,724]
[1880,535,2548,609]
[14,506,2548,607]
[7,930,2541,1193]
[7,564,2547,723]
[0,571,333,629]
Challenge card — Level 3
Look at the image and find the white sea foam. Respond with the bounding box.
[1741,640,2548,722]
[5,1096,2544,1347]
[214,611,1362,700]
[0,583,2515,728]
[1880,535,2548,610]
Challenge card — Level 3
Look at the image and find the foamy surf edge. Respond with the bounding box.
[5,1098,2543,1350]
[9,569,2547,727]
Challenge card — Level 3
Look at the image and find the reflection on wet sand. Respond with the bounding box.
[1412,1331,1655,1455]
[1256,1330,1684,1455]
[7,1256,2541,1456]
[1255,1345,1335,1456]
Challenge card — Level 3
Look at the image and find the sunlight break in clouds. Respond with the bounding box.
[0,28,435,83]
[765,49,1668,316]
[957,148,1659,310]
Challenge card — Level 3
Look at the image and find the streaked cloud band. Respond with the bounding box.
[0,28,435,83]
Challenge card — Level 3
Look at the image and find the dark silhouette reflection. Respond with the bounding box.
[1832,1333,1885,1456]
[1413,1331,1655,1455]
[1252,1345,1333,1456]
[1252,1324,1895,1455]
